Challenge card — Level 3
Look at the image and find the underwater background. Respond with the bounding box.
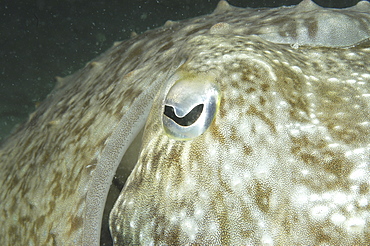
[0,0,359,142]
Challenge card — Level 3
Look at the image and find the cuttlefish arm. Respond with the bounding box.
[82,64,177,245]
[0,29,180,245]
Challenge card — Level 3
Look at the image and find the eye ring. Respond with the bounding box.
[162,73,220,140]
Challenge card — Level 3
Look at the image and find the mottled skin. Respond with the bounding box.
[110,35,370,245]
[0,0,369,245]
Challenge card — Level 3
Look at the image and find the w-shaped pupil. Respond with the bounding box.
[164,104,204,126]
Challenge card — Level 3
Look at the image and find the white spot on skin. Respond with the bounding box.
[311,205,330,220]
[301,169,309,176]
[169,214,178,224]
[194,206,204,220]
[300,124,318,134]
[332,192,349,205]
[243,171,252,181]
[199,190,209,201]
[349,168,366,180]
[278,100,288,107]
[209,221,219,233]
[130,219,136,229]
[127,199,135,207]
[328,143,340,148]
[358,197,368,207]
[328,77,339,83]
[291,43,299,49]
[209,144,218,157]
[291,187,309,207]
[309,75,319,81]
[346,204,355,212]
[254,150,273,179]
[179,209,186,220]
[223,163,231,171]
[231,72,241,81]
[231,88,239,97]
[183,175,195,188]
[155,170,161,181]
[289,128,300,136]
[291,65,302,73]
[350,185,359,193]
[261,234,274,245]
[353,148,365,154]
[231,177,243,191]
[330,213,346,226]
[345,217,366,233]
[181,218,198,241]
[346,52,359,57]
[137,163,142,174]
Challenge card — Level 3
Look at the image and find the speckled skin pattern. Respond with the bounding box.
[1,0,370,245]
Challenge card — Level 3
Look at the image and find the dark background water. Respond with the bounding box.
[0,0,360,141]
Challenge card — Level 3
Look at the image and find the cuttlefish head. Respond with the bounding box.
[109,34,370,245]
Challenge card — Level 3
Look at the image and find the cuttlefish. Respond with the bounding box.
[1,0,370,245]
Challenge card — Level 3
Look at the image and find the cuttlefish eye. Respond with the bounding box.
[162,74,220,140]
